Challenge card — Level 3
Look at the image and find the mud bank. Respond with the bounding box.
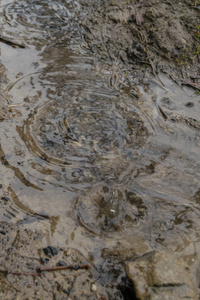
[82,0,200,83]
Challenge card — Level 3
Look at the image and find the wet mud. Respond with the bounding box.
[0,0,200,299]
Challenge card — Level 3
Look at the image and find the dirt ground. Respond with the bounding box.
[82,0,200,88]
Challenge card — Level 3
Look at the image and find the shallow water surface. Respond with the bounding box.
[1,0,200,297]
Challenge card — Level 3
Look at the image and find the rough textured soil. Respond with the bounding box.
[82,0,200,85]
[0,222,116,299]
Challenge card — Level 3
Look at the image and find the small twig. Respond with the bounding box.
[176,78,200,91]
[9,271,40,276]
[7,104,20,107]
[38,264,90,273]
[0,264,90,277]
[157,105,168,120]
[170,75,180,85]
[0,269,40,276]
[190,75,200,79]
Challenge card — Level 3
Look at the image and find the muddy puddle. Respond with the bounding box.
[0,0,200,299]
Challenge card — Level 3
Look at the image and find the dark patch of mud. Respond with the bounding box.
[82,0,200,82]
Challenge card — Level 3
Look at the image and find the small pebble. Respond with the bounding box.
[43,246,58,257]
[57,261,67,267]
[0,230,6,235]
[65,248,72,256]
[91,283,98,292]
[185,102,194,107]
[40,257,49,264]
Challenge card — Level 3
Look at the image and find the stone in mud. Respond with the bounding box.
[40,257,49,264]
[91,283,98,292]
[125,251,198,300]
[43,246,58,257]
[185,102,194,108]
[57,260,67,266]
[0,230,6,235]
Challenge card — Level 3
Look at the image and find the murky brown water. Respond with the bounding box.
[1,0,200,297]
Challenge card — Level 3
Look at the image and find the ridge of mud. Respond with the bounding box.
[82,0,200,83]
